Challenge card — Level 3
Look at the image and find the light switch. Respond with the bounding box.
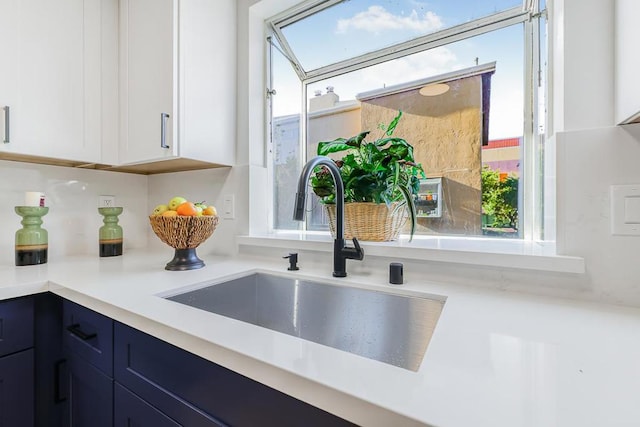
[222,194,235,219]
[624,197,640,223]
[611,185,640,235]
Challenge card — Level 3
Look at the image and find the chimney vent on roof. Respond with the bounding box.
[309,87,339,112]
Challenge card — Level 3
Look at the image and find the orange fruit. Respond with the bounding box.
[176,201,197,216]
[162,210,178,217]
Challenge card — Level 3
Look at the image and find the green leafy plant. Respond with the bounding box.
[310,111,425,239]
[481,166,519,230]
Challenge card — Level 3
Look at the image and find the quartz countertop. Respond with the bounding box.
[1,250,639,426]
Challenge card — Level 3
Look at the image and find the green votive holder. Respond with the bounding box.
[15,206,49,266]
[98,207,123,257]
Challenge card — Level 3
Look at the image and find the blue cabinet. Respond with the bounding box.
[59,303,355,426]
[0,297,35,427]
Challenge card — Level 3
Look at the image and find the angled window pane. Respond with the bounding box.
[280,0,524,71]
[271,38,303,230]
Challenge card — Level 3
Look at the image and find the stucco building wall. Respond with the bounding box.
[360,76,484,235]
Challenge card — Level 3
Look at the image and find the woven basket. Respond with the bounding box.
[149,215,219,249]
[325,202,408,242]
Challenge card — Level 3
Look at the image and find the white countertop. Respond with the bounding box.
[1,251,639,426]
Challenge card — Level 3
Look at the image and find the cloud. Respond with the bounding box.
[336,6,444,35]
[359,46,459,88]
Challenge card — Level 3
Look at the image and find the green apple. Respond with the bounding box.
[194,201,207,216]
[168,196,187,211]
[152,204,169,216]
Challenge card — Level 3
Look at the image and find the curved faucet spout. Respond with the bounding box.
[293,156,363,277]
[293,156,344,238]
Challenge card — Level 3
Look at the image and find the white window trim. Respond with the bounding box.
[237,233,585,274]
[244,0,575,272]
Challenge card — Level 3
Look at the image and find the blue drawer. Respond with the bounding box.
[0,296,34,357]
[115,383,181,427]
[114,322,356,427]
[62,300,113,376]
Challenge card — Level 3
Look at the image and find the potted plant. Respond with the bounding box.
[311,111,425,241]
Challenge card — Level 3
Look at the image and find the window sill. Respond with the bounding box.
[237,232,585,274]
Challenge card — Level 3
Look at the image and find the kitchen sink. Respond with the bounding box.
[164,272,445,371]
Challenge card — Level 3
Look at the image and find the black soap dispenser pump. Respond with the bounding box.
[283,253,299,271]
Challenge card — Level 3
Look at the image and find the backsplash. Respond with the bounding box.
[0,160,148,265]
[0,159,242,268]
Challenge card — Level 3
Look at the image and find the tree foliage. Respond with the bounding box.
[481,166,518,229]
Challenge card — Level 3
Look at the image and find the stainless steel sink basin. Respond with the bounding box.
[165,272,445,371]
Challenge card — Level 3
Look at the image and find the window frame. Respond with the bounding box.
[266,0,547,241]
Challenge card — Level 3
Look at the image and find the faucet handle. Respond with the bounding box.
[351,238,364,260]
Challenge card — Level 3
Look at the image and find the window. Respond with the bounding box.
[268,0,547,240]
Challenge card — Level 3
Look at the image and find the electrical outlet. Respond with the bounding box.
[98,195,116,208]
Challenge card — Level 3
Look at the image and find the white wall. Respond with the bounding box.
[551,0,640,305]
[0,159,244,267]
[146,166,246,256]
[0,160,148,264]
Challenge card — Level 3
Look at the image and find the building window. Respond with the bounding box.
[268,0,546,239]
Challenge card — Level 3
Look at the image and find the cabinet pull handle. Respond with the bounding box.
[3,106,9,143]
[66,323,97,341]
[160,112,170,149]
[54,359,67,403]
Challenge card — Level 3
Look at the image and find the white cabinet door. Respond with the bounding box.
[0,0,104,162]
[119,0,236,169]
[615,0,640,125]
[120,0,177,164]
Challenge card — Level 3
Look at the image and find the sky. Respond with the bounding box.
[272,0,534,140]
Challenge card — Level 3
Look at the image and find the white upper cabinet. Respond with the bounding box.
[119,0,236,168]
[615,0,640,125]
[0,0,117,163]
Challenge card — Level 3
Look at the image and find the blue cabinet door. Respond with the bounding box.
[62,354,113,427]
[35,293,64,427]
[115,384,180,427]
[0,349,34,427]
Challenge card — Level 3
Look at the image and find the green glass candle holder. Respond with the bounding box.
[98,207,123,257]
[15,206,49,266]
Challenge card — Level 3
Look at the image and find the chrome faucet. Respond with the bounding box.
[293,156,364,277]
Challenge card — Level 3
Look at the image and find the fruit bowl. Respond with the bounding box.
[149,215,219,271]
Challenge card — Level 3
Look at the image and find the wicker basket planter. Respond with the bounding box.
[149,215,219,270]
[324,202,408,242]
